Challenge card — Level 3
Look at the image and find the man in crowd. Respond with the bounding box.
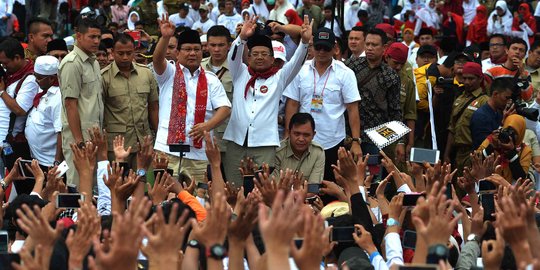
[408,28,436,68]
[164,35,179,62]
[25,56,63,168]
[525,41,540,100]
[96,42,110,69]
[223,15,311,186]
[132,0,159,35]
[296,0,323,30]
[345,28,402,157]
[59,18,104,186]
[481,34,507,72]
[416,45,438,68]
[217,0,243,36]
[0,38,38,170]
[152,17,231,182]
[347,26,366,59]
[25,18,54,62]
[201,25,233,160]
[101,33,159,168]
[46,39,69,62]
[443,62,489,170]
[192,4,215,34]
[274,113,325,183]
[284,27,360,181]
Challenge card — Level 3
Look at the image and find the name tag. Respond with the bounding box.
[311,94,323,113]
[467,105,478,111]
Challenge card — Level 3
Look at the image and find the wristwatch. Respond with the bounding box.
[467,234,480,243]
[426,244,449,264]
[137,169,146,177]
[187,239,201,249]
[0,179,7,191]
[386,218,400,227]
[206,244,227,260]
[0,90,5,97]
[351,137,362,144]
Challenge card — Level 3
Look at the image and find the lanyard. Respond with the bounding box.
[313,66,332,96]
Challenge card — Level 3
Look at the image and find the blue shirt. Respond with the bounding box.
[470,103,502,149]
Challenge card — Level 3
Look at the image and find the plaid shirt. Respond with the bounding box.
[345,57,402,143]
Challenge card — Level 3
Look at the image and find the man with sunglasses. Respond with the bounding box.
[284,27,360,182]
[25,56,63,168]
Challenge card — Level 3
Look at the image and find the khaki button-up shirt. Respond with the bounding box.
[399,62,417,122]
[102,61,159,151]
[449,87,489,147]
[201,56,233,151]
[273,139,325,184]
[59,45,104,148]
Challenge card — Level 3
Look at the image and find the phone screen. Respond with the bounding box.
[369,182,379,197]
[478,180,496,192]
[0,254,20,269]
[118,162,130,178]
[402,230,417,249]
[366,155,381,165]
[331,226,356,242]
[307,184,321,194]
[403,194,424,206]
[0,232,8,253]
[206,164,212,181]
[481,193,495,221]
[243,176,254,196]
[19,160,34,179]
[410,148,440,164]
[197,182,209,190]
[56,193,84,209]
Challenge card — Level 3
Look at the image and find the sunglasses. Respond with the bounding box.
[314,44,332,52]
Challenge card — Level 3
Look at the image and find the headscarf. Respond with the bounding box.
[127,11,140,30]
[462,0,479,25]
[284,9,303,26]
[466,5,488,44]
[416,0,440,29]
[268,0,294,24]
[488,0,513,25]
[503,114,526,146]
[512,3,536,44]
[251,0,270,21]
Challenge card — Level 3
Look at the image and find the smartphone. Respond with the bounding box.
[197,182,208,190]
[481,193,495,221]
[307,184,321,194]
[445,183,453,199]
[0,231,8,253]
[243,176,254,196]
[169,144,190,153]
[153,169,174,179]
[19,160,34,179]
[294,238,303,249]
[478,180,496,192]
[206,164,212,181]
[56,161,69,177]
[118,162,130,178]
[305,196,317,204]
[409,148,440,165]
[402,230,417,250]
[253,169,263,182]
[13,179,35,195]
[369,182,380,197]
[403,193,424,206]
[0,254,20,269]
[56,193,84,209]
[398,265,439,270]
[331,226,356,242]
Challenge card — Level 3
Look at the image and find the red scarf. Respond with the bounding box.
[6,60,33,86]
[32,78,59,108]
[167,64,208,148]
[244,66,280,99]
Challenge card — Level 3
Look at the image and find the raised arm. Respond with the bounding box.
[278,15,311,90]
[228,16,258,80]
[153,14,176,75]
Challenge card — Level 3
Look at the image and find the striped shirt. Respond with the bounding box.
[485,65,533,101]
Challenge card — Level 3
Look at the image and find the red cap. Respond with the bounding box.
[385,42,409,64]
[375,23,395,39]
[462,62,483,78]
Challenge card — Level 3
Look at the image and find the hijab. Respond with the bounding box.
[251,0,270,21]
[416,0,440,29]
[284,9,303,26]
[127,11,140,30]
[466,5,488,44]
[269,0,294,24]
[462,0,479,24]
[489,0,513,23]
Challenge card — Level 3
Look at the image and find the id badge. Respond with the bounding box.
[311,94,323,113]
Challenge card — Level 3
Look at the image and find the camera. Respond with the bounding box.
[437,77,454,86]
[511,79,539,121]
[498,127,516,144]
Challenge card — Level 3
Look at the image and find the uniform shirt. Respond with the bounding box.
[101,61,159,151]
[448,88,488,147]
[201,57,232,151]
[154,62,231,160]
[192,18,216,34]
[25,86,62,166]
[399,63,417,121]
[217,13,243,36]
[345,56,402,143]
[223,37,308,147]
[283,59,360,150]
[0,74,39,140]
[272,139,325,184]
[59,45,104,147]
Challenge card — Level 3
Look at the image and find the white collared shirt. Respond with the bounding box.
[224,37,308,147]
[284,59,360,150]
[0,74,39,140]
[154,62,231,160]
[481,57,501,73]
[25,86,62,166]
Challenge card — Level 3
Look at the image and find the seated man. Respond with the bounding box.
[273,113,325,183]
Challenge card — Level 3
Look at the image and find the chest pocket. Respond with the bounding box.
[324,84,342,104]
[81,68,99,98]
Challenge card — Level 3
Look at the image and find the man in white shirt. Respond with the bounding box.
[153,17,231,183]
[222,15,311,185]
[169,3,194,28]
[192,4,215,34]
[188,0,202,23]
[284,27,361,182]
[25,56,62,167]
[0,38,39,170]
[217,0,243,36]
[348,26,366,59]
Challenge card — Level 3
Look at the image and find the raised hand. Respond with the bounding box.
[66,200,100,269]
[137,135,154,170]
[88,127,108,161]
[113,135,131,162]
[191,192,231,247]
[158,13,175,38]
[152,152,169,170]
[148,172,174,205]
[239,157,257,177]
[290,207,327,270]
[239,15,259,40]
[352,225,377,254]
[300,15,313,44]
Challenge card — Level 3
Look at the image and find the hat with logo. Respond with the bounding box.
[313,27,335,50]
[272,40,287,62]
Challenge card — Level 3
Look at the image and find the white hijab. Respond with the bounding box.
[416,0,439,29]
[251,0,270,21]
[462,0,479,24]
[489,0,513,22]
[269,0,294,24]
[127,11,140,30]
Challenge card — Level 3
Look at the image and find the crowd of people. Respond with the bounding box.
[0,0,540,269]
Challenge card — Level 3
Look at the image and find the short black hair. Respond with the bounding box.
[490,78,514,96]
[531,40,540,51]
[107,22,119,28]
[134,21,144,27]
[289,113,316,132]
[367,28,388,45]
[101,29,113,36]
[357,9,368,18]
[113,33,135,47]
[207,25,232,42]
[324,5,333,11]
[350,26,366,37]
[489,34,507,47]
[0,37,25,59]
[509,37,528,51]
[76,18,102,34]
[28,18,53,34]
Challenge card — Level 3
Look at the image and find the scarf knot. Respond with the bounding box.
[244,66,280,99]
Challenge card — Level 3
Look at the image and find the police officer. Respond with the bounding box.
[102,33,159,168]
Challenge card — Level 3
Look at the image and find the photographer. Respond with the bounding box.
[477,114,531,182]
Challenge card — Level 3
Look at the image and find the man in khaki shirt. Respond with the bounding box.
[273,113,325,184]
[59,18,104,186]
[525,41,540,103]
[102,33,159,168]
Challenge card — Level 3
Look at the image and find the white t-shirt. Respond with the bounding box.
[188,7,201,23]
[284,59,360,149]
[154,62,231,160]
[217,13,243,36]
[169,13,194,28]
[0,74,39,140]
[192,19,216,34]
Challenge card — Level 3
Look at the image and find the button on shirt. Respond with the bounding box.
[0,75,39,140]
[284,59,360,150]
[273,139,325,183]
[154,62,231,160]
[25,86,62,166]
[224,37,308,147]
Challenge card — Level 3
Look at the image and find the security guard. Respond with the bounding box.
[102,33,159,168]
[132,0,160,36]
[444,62,489,170]
[273,113,325,184]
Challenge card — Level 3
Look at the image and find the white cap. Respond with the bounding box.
[64,36,74,47]
[200,34,207,43]
[272,40,287,62]
[34,56,59,76]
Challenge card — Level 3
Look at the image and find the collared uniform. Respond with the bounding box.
[400,63,417,123]
[223,37,308,185]
[284,59,360,150]
[201,57,232,152]
[273,139,325,184]
[59,45,104,186]
[102,61,159,168]
[25,86,62,166]
[154,62,230,180]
